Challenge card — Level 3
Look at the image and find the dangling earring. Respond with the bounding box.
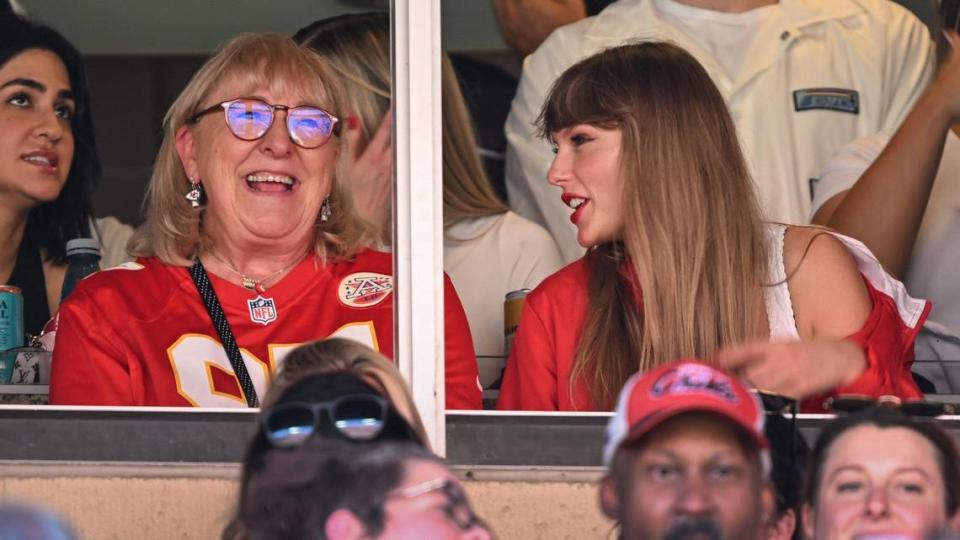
[320,196,332,222]
[185,178,203,208]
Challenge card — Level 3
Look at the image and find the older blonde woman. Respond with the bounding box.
[49,34,481,409]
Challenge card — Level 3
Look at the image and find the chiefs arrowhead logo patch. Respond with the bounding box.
[338,272,393,308]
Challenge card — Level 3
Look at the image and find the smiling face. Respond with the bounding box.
[807,426,950,540]
[547,123,624,247]
[175,77,338,252]
[0,48,75,212]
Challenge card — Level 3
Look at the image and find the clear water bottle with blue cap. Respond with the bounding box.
[60,238,101,303]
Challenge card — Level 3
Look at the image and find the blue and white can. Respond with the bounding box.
[0,285,24,351]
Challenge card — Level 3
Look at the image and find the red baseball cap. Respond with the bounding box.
[603,359,769,469]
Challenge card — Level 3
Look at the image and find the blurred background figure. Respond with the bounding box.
[295,13,562,388]
[491,0,590,59]
[505,0,933,264]
[0,13,132,337]
[803,407,960,539]
[49,33,481,409]
[811,4,960,393]
[228,439,492,540]
[0,503,78,540]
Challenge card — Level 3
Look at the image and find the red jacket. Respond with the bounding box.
[498,252,929,412]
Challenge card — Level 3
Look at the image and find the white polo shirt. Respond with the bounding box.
[505,0,934,263]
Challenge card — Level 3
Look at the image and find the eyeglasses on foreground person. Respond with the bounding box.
[188,97,340,149]
[226,438,493,540]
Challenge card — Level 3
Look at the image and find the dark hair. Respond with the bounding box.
[765,413,810,540]
[804,407,960,516]
[939,0,960,65]
[0,13,97,263]
[228,438,441,540]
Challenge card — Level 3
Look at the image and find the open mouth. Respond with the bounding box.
[21,152,59,172]
[561,193,590,224]
[245,172,298,193]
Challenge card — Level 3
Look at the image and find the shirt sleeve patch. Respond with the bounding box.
[338,272,393,308]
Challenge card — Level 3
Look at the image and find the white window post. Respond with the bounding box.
[392,0,446,454]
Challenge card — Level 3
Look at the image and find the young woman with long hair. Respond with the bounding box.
[498,42,929,411]
[0,13,132,336]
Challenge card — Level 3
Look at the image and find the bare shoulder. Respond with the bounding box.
[782,226,871,339]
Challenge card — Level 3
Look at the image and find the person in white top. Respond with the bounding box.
[505,0,934,263]
[295,14,564,385]
[812,6,960,392]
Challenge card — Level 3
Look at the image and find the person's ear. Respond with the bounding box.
[599,474,621,521]
[765,508,796,540]
[174,125,200,181]
[802,502,816,540]
[948,509,960,532]
[325,509,366,540]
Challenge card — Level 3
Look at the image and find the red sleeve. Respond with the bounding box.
[497,292,559,411]
[442,274,482,410]
[49,288,137,405]
[801,277,930,412]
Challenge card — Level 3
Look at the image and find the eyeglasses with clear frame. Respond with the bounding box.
[188,98,340,149]
[387,477,488,533]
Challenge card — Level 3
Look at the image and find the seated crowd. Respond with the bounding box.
[4,0,960,537]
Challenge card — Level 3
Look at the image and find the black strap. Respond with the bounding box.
[188,260,259,407]
[9,233,50,337]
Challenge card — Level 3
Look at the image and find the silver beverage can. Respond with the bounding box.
[0,285,24,351]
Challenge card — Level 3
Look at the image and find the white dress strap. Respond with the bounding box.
[763,223,800,341]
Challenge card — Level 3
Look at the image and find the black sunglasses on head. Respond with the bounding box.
[261,394,389,447]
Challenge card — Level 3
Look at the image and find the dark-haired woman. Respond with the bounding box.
[0,13,132,336]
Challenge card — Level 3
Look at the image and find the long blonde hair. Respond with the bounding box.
[263,338,430,449]
[294,13,507,240]
[129,33,375,265]
[539,42,769,409]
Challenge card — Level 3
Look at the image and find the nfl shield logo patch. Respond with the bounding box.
[247,295,278,326]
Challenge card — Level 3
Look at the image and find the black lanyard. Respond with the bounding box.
[188,259,260,407]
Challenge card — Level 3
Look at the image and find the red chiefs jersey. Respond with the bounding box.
[50,250,481,409]
[498,251,929,412]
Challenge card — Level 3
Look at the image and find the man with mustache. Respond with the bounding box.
[601,360,776,540]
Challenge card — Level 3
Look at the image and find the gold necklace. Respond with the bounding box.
[206,250,301,294]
